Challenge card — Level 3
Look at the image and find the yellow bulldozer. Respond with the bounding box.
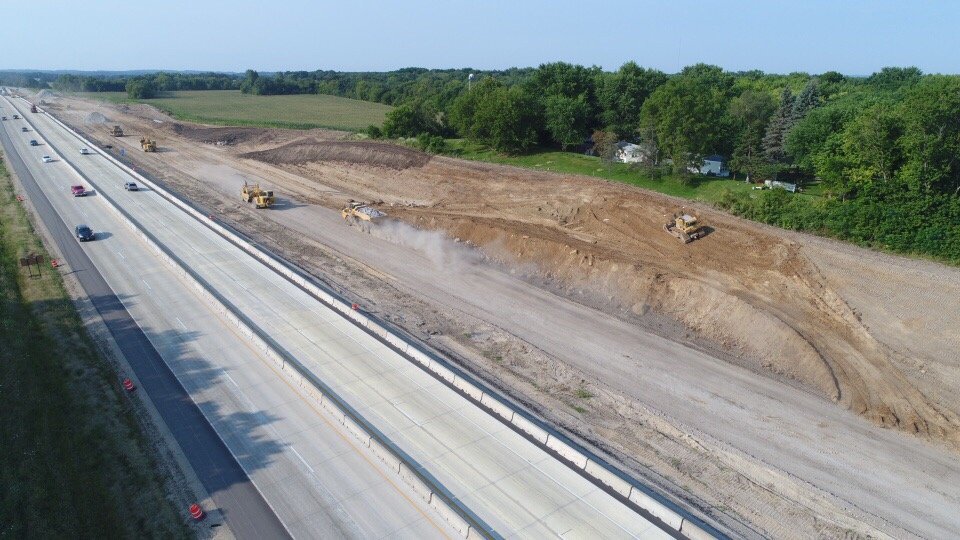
[664,209,707,244]
[341,200,386,224]
[241,182,275,209]
[111,125,124,137]
[139,136,157,152]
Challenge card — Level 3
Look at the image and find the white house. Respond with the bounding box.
[614,141,651,164]
[698,154,730,177]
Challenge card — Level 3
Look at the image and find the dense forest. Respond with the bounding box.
[4,65,958,261]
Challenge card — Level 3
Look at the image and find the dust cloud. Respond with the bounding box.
[84,112,108,124]
[370,220,480,272]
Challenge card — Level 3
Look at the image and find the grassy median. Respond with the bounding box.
[0,157,188,537]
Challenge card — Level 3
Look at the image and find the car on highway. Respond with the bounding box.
[12,114,19,119]
[124,181,139,191]
[41,155,53,163]
[79,148,90,155]
[1,116,6,121]
[21,126,28,132]
[71,185,87,197]
[75,224,95,242]
[29,140,38,146]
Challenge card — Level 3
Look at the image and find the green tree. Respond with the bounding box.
[762,87,794,163]
[544,94,591,150]
[598,62,667,137]
[382,102,439,138]
[639,64,734,170]
[125,78,157,99]
[727,88,776,179]
[842,103,903,184]
[898,76,960,194]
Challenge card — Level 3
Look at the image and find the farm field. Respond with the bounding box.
[78,90,392,131]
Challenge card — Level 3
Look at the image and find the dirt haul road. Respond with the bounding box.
[43,93,960,539]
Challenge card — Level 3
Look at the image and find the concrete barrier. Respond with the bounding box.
[629,488,684,531]
[545,435,588,470]
[681,519,715,540]
[431,496,472,537]
[452,376,484,402]
[479,394,515,423]
[399,463,434,503]
[585,459,634,499]
[369,438,401,474]
[511,414,550,445]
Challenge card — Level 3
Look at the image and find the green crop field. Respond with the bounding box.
[79,90,393,131]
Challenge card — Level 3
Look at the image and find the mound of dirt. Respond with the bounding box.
[169,123,275,146]
[84,112,108,125]
[242,139,431,170]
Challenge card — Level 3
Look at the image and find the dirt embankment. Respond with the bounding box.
[44,92,960,441]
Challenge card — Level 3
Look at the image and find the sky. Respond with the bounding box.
[2,0,958,75]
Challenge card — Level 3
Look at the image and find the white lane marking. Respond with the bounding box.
[141,278,152,291]
[224,373,240,388]
[115,250,125,260]
[290,446,314,473]
[175,317,187,330]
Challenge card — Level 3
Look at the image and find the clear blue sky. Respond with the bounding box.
[3,0,957,75]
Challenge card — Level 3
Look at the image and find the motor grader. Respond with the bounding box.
[139,136,157,152]
[241,182,275,209]
[664,209,707,244]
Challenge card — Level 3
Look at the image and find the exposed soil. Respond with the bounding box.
[40,92,960,539]
[242,139,433,170]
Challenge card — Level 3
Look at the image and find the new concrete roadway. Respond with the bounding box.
[1,97,455,538]
[2,95,675,538]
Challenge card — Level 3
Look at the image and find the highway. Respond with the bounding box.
[3,95,676,538]
[1,97,453,538]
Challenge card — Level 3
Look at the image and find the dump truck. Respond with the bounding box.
[241,182,275,209]
[341,201,386,224]
[111,125,124,137]
[664,210,707,244]
[139,136,156,152]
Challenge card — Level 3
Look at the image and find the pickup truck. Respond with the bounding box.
[70,185,86,197]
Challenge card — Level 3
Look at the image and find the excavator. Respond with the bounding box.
[241,182,275,209]
[140,136,157,152]
[664,209,708,244]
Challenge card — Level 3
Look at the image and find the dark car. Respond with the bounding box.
[29,139,38,146]
[75,225,95,242]
[21,126,28,132]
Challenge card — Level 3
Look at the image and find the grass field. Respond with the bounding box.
[0,158,187,537]
[445,139,762,204]
[80,90,393,131]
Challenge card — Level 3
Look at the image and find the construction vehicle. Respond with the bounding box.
[30,104,37,113]
[664,209,707,244]
[241,182,275,209]
[341,200,386,225]
[139,136,156,152]
[111,125,124,137]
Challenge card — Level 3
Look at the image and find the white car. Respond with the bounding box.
[41,155,53,163]
[79,148,90,155]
